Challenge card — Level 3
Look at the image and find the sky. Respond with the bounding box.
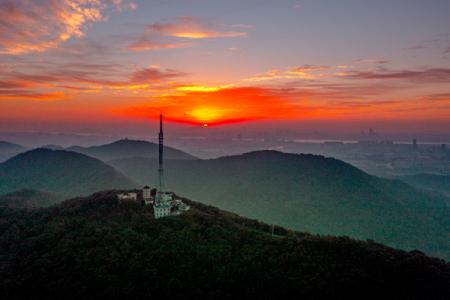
[0,0,450,139]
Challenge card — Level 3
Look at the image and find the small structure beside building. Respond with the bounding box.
[117,192,137,201]
[172,199,191,215]
[153,191,190,219]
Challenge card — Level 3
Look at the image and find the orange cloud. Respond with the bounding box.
[176,84,232,92]
[245,65,330,82]
[0,66,185,101]
[147,16,248,39]
[0,90,65,101]
[0,0,135,55]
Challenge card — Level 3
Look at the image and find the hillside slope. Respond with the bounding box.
[110,150,450,259]
[0,191,448,299]
[0,149,137,197]
[68,139,197,161]
[0,189,63,209]
[399,174,450,198]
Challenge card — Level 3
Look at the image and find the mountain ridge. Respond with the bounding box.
[68,139,197,161]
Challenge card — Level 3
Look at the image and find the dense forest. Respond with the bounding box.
[0,191,449,299]
[110,150,450,259]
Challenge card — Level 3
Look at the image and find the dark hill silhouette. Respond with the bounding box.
[0,191,448,299]
[0,149,137,197]
[110,150,450,259]
[68,139,196,161]
[0,141,27,162]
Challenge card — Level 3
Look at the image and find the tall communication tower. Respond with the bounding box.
[158,114,164,194]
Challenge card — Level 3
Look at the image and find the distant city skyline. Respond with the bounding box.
[0,0,450,135]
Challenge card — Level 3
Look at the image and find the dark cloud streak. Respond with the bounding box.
[344,68,450,83]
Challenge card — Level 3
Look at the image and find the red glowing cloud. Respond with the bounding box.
[118,82,450,127]
[122,86,313,126]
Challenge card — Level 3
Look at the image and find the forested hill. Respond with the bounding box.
[110,150,450,259]
[0,149,137,196]
[0,191,449,299]
[68,139,197,161]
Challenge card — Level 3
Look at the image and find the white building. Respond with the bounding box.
[153,192,190,218]
[154,201,172,219]
[117,192,137,201]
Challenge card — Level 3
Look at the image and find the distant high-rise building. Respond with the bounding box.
[413,138,418,150]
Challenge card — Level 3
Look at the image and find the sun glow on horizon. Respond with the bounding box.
[121,86,338,127]
[187,107,228,122]
[176,84,232,92]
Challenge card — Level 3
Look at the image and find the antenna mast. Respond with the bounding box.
[158,114,164,194]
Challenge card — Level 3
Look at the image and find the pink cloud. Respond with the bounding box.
[129,68,186,84]
[128,40,192,51]
[127,16,249,52]
[147,16,248,39]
